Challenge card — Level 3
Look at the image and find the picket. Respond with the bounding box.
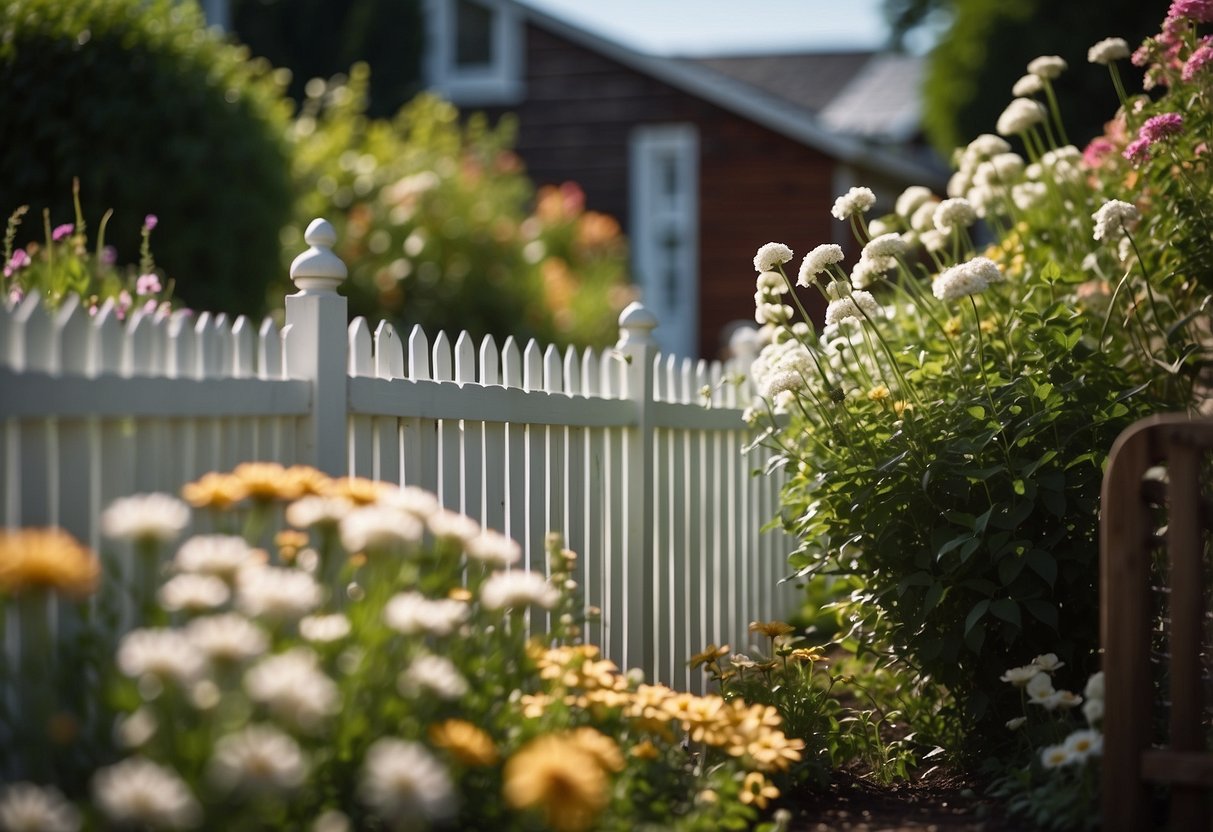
[0,217,796,691]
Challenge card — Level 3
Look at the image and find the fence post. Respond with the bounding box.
[617,301,658,679]
[286,218,348,476]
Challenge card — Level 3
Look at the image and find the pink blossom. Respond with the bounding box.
[116,290,132,320]
[1082,137,1118,169]
[7,286,23,306]
[1123,137,1151,165]
[1182,40,1213,80]
[52,223,74,242]
[136,273,162,296]
[143,214,158,231]
[4,249,30,277]
[142,299,159,316]
[1141,113,1184,142]
[1169,0,1213,23]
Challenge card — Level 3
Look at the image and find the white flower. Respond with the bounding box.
[117,628,206,685]
[831,186,877,220]
[1025,671,1055,700]
[244,648,339,731]
[797,244,844,287]
[312,810,352,832]
[1011,182,1047,211]
[933,198,977,234]
[996,98,1046,136]
[1040,743,1075,769]
[910,200,939,233]
[755,302,793,325]
[850,256,894,289]
[186,613,269,664]
[427,509,481,545]
[0,783,81,832]
[966,133,1012,159]
[895,185,933,218]
[945,170,971,199]
[383,591,469,636]
[920,229,947,253]
[753,242,793,273]
[379,485,443,519]
[157,573,229,613]
[932,257,1000,302]
[1032,653,1064,671]
[300,613,351,643]
[1027,55,1067,79]
[1083,671,1105,701]
[480,571,560,610]
[465,530,522,568]
[824,290,881,325]
[236,565,323,620]
[398,654,469,699]
[862,233,907,260]
[1005,717,1027,731]
[359,739,456,824]
[286,495,353,529]
[760,370,804,399]
[101,493,191,543]
[1082,697,1105,725]
[1012,73,1043,97]
[174,535,255,581]
[116,707,158,749]
[756,270,787,295]
[209,724,309,794]
[339,506,423,553]
[1092,199,1140,242]
[92,757,201,830]
[999,664,1040,687]
[1063,728,1103,760]
[1089,37,1130,65]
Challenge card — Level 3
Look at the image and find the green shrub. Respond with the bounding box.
[745,5,1211,752]
[0,0,294,316]
[282,65,633,350]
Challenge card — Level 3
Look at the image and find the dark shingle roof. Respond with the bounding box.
[683,52,875,115]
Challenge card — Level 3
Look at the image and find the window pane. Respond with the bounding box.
[455,0,495,68]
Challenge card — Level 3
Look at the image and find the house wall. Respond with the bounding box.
[483,23,833,359]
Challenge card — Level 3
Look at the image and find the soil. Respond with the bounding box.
[783,766,1028,832]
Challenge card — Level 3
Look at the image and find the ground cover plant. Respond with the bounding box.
[744,0,1213,791]
[0,464,803,831]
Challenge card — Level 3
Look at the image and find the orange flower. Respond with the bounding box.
[429,719,498,767]
[181,472,248,509]
[748,620,795,639]
[503,733,610,832]
[0,528,99,597]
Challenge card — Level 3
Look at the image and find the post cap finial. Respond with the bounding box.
[616,300,658,348]
[290,218,347,294]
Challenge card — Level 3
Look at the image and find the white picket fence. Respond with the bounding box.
[0,218,795,691]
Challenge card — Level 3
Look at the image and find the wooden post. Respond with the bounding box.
[286,218,348,477]
[617,301,658,678]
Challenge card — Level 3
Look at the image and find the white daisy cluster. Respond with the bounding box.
[397,654,469,700]
[173,534,256,581]
[0,783,81,832]
[340,505,424,553]
[796,243,845,287]
[1035,145,1083,186]
[932,198,978,235]
[1088,37,1130,65]
[1092,199,1140,242]
[383,591,469,636]
[894,185,934,219]
[244,647,341,731]
[1027,55,1067,80]
[932,257,1001,302]
[996,98,1047,137]
[1002,655,1105,771]
[91,757,202,831]
[480,570,560,611]
[209,724,309,794]
[236,565,323,620]
[359,739,456,826]
[824,288,881,326]
[101,493,191,544]
[752,242,793,273]
[830,186,877,221]
[750,338,815,407]
[1011,73,1043,97]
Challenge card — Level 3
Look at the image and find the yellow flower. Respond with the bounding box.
[943,316,962,337]
[893,400,912,418]
[274,530,309,562]
[739,772,780,809]
[629,740,660,760]
[569,727,624,773]
[181,472,248,509]
[283,465,332,496]
[867,384,891,402]
[232,462,305,501]
[323,476,389,505]
[688,643,729,669]
[748,620,794,639]
[0,528,100,597]
[789,648,825,664]
[429,719,498,766]
[448,587,473,602]
[503,734,610,832]
[980,318,996,334]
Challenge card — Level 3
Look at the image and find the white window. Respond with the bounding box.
[425,0,523,106]
[630,124,699,359]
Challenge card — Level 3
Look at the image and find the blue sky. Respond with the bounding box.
[514,0,893,55]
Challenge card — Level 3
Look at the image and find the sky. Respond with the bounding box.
[514,0,893,56]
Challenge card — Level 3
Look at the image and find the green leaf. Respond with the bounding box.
[965,599,990,636]
[1012,479,1025,496]
[924,582,945,613]
[1026,550,1057,587]
[998,554,1026,586]
[990,598,1021,627]
[1024,599,1059,630]
[1041,260,1061,281]
[1034,382,1054,401]
[967,405,985,419]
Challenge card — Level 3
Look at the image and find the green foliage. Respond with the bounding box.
[0,0,294,316]
[3,181,176,317]
[746,5,1212,752]
[920,0,1158,153]
[230,0,425,117]
[282,65,633,349]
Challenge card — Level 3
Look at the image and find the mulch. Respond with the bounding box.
[782,766,1030,832]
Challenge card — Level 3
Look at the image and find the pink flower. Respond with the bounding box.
[4,249,30,277]
[1141,112,1184,142]
[1082,137,1118,169]
[7,286,23,306]
[52,223,74,241]
[100,245,117,265]
[1182,40,1213,81]
[143,214,158,231]
[1123,137,1151,165]
[136,273,162,296]
[116,290,132,321]
[1169,0,1213,23]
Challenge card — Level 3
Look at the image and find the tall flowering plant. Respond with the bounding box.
[745,1,1212,749]
[0,464,802,831]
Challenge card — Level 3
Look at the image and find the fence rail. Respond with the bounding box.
[0,218,795,691]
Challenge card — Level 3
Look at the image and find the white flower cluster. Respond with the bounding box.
[0,783,81,832]
[1088,37,1130,65]
[1092,199,1140,242]
[101,493,191,544]
[894,185,934,219]
[830,186,877,221]
[796,243,844,287]
[996,98,1047,137]
[933,198,978,235]
[1027,55,1067,80]
[359,739,456,826]
[932,257,1001,302]
[1001,657,1105,770]
[384,591,470,636]
[750,338,815,406]
[1012,73,1043,97]
[753,242,793,273]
